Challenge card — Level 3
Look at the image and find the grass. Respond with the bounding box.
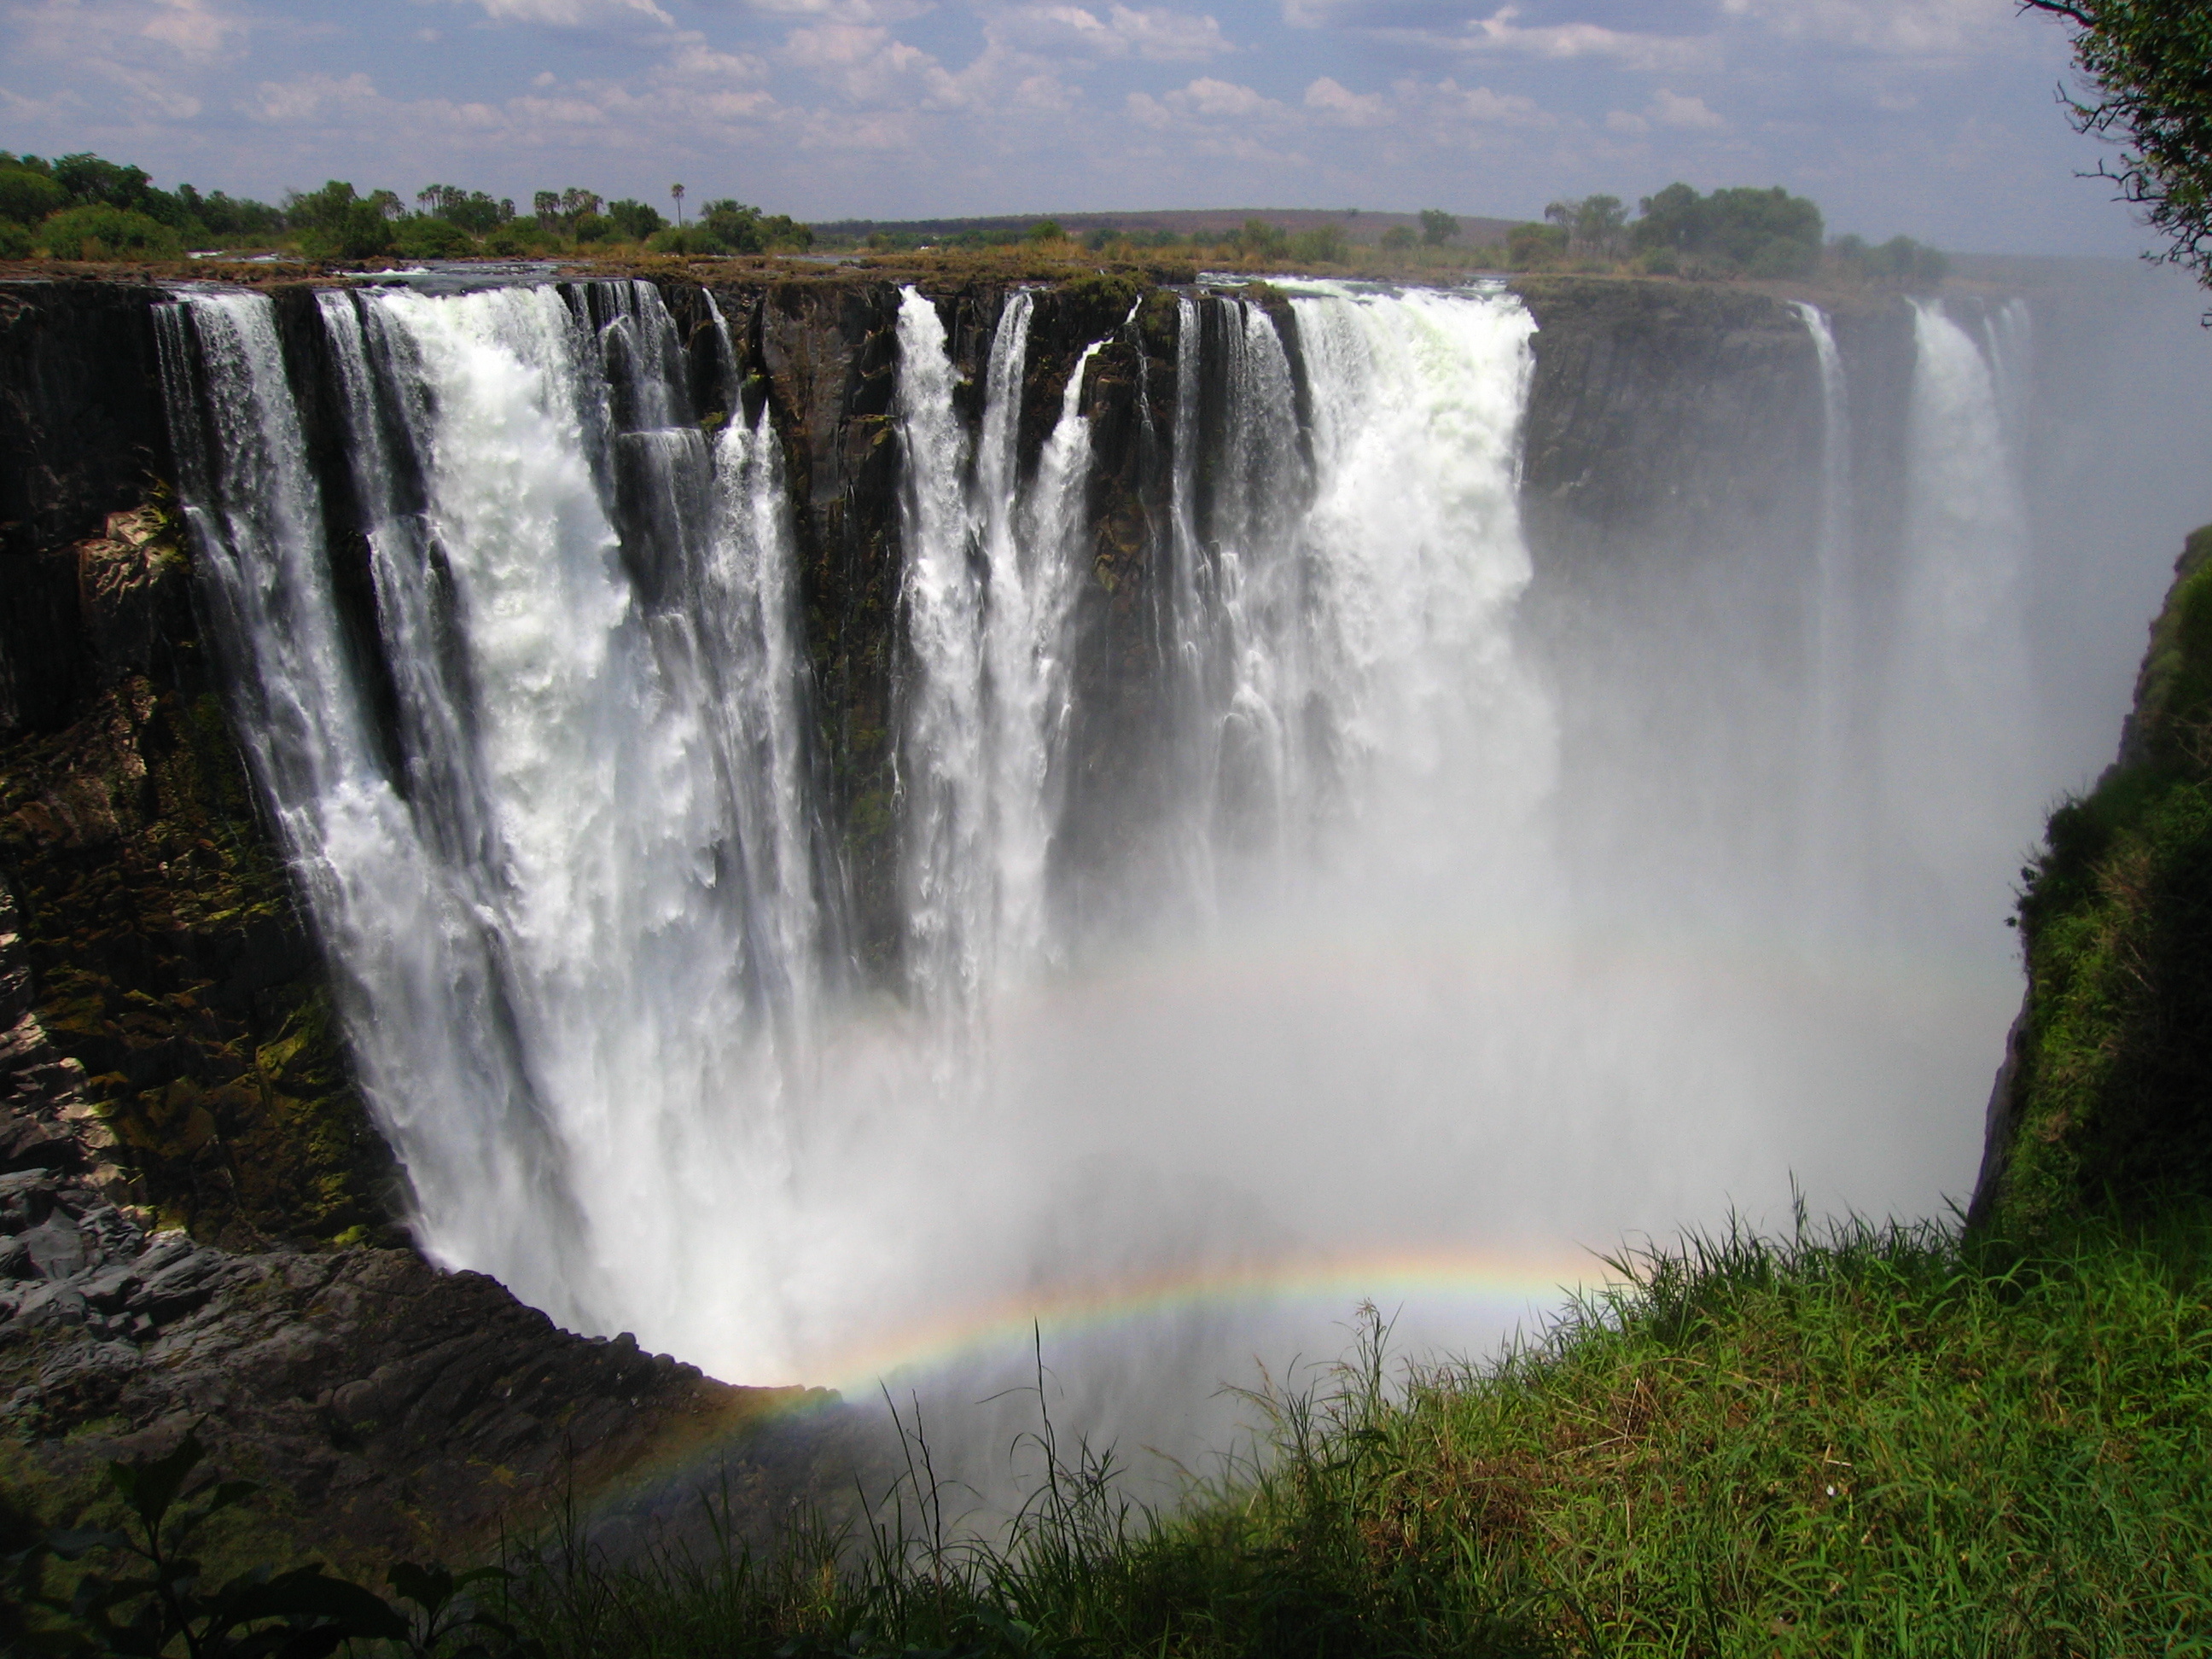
[486,1207,2212,1658]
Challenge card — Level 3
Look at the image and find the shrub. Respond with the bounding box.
[394,215,474,259]
[1419,207,1458,245]
[0,165,65,224]
[36,204,183,260]
[1506,220,1569,269]
[0,218,32,259]
[1289,222,1349,265]
[1027,218,1064,243]
[607,198,666,241]
[1633,182,1823,277]
[417,184,514,234]
[484,221,552,256]
[1380,224,1417,251]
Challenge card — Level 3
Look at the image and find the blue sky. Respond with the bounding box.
[0,0,2157,251]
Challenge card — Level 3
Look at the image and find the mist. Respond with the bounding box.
[153,261,2212,1512]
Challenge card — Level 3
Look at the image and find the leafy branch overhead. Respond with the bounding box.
[2023,0,2212,288]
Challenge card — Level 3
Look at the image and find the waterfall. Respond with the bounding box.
[1790,301,1858,930]
[159,282,830,1369]
[1884,298,2034,919]
[154,273,1959,1415]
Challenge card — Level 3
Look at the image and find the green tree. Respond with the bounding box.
[36,204,183,259]
[1546,193,1628,259]
[1236,217,1289,261]
[1380,224,1417,251]
[1418,207,1458,246]
[288,180,401,259]
[417,183,513,233]
[2023,1,2212,289]
[607,198,666,241]
[1290,221,1349,265]
[1027,218,1065,242]
[0,164,64,224]
[1507,220,1569,269]
[1632,182,1822,277]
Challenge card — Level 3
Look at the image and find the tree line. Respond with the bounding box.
[0,152,812,261]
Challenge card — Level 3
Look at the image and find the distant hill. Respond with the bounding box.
[812,207,1525,247]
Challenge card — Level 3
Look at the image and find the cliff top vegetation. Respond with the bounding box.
[0,146,1947,295]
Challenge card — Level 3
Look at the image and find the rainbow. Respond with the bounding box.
[812,1245,1610,1395]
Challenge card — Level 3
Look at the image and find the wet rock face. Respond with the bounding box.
[0,1145,814,1563]
[0,280,176,736]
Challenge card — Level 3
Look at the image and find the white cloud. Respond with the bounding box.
[141,0,242,58]
[460,0,674,28]
[1303,75,1388,127]
[12,0,246,63]
[1605,108,1648,136]
[242,70,379,124]
[1407,76,1548,128]
[1719,0,2018,56]
[1649,88,1725,131]
[1168,76,1278,119]
[994,4,1229,61]
[1326,5,1715,73]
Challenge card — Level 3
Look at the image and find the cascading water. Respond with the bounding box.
[153,270,2089,1491]
[1884,298,2035,926]
[1791,301,1859,932]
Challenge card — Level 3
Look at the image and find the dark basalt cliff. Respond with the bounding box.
[0,267,1915,1550]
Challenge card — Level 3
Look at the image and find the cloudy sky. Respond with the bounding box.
[0,0,2154,250]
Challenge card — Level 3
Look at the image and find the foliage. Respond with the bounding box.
[417,185,515,234]
[534,188,602,236]
[35,205,183,261]
[1417,207,1458,246]
[1633,182,1824,278]
[1506,221,1569,270]
[1026,218,1064,243]
[176,186,284,240]
[9,1430,530,1657]
[484,1210,2212,1657]
[288,181,402,259]
[395,215,477,259]
[2023,1,2212,291]
[1288,222,1349,265]
[0,162,67,224]
[1996,526,2212,1237]
[0,217,32,259]
[1827,232,1950,290]
[1232,218,1288,261]
[1543,195,1628,261]
[651,201,814,256]
[607,199,667,242]
[1379,224,1416,252]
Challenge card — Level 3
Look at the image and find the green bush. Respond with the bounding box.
[35,203,183,260]
[1506,220,1569,269]
[394,215,475,259]
[484,220,552,257]
[608,198,666,242]
[1289,222,1348,265]
[1633,182,1823,277]
[0,218,32,259]
[0,164,65,224]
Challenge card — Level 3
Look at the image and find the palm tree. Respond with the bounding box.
[671,183,685,225]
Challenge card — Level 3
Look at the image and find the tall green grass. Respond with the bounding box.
[498,1208,2212,1658]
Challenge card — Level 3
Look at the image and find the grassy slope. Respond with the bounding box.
[498,1214,2212,1658]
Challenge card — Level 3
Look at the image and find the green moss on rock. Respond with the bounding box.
[0,498,397,1247]
[1991,527,2212,1237]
